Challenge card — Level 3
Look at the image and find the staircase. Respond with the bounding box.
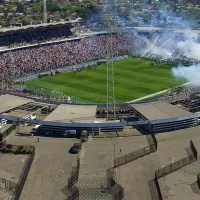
[77,178,114,200]
[179,159,200,175]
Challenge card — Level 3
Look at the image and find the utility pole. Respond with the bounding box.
[101,0,118,121]
[43,0,47,23]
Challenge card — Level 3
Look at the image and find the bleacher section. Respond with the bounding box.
[0,23,73,47]
[132,102,197,133]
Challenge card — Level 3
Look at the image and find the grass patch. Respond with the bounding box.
[25,58,185,103]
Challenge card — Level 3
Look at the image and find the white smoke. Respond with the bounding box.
[134,29,200,86]
[172,64,200,86]
[142,30,200,59]
[175,30,200,59]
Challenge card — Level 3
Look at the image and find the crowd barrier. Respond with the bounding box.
[12,147,35,200]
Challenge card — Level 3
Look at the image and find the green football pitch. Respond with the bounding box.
[25,58,184,103]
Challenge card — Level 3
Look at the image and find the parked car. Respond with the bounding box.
[71,139,82,154]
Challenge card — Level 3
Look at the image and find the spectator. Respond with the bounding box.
[0,34,131,78]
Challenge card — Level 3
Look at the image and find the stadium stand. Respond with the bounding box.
[0,34,130,79]
[0,23,73,47]
[132,102,196,133]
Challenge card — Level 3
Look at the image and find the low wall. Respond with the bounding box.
[149,140,197,200]
[114,134,157,168]
[0,124,16,141]
[13,147,35,200]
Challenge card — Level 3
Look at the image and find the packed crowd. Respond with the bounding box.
[154,87,200,104]
[96,108,135,116]
[1,28,200,80]
[0,34,131,78]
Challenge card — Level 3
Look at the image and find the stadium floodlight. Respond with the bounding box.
[43,0,47,23]
[101,0,118,121]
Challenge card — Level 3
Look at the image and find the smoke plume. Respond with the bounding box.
[172,64,200,86]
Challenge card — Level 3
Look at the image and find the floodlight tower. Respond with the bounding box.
[43,0,47,23]
[101,0,118,121]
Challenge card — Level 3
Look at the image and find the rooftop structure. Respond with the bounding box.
[44,104,97,123]
[132,102,192,120]
[0,94,34,114]
[0,20,80,33]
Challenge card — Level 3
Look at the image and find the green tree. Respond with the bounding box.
[32,1,43,13]
[46,0,60,12]
[20,18,29,25]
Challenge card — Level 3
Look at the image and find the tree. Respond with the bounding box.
[32,1,43,13]
[20,18,29,25]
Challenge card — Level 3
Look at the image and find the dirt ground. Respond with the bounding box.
[6,133,77,200]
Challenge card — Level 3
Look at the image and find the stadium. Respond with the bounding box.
[0,15,200,200]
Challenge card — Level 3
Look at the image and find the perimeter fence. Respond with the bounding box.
[197,173,200,188]
[12,147,35,200]
[68,157,80,189]
[11,84,95,104]
[67,156,80,200]
[149,139,197,200]
[107,168,124,200]
[114,134,157,168]
[155,140,197,179]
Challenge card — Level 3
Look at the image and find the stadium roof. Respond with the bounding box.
[127,26,200,34]
[0,19,80,33]
[174,29,200,33]
[0,94,34,114]
[132,102,191,120]
[130,27,162,31]
[44,104,97,123]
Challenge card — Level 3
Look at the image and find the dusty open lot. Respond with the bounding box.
[6,133,77,200]
[0,142,28,200]
[2,125,200,200]
[0,154,27,183]
[79,136,148,179]
[116,126,200,200]
[159,169,200,200]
